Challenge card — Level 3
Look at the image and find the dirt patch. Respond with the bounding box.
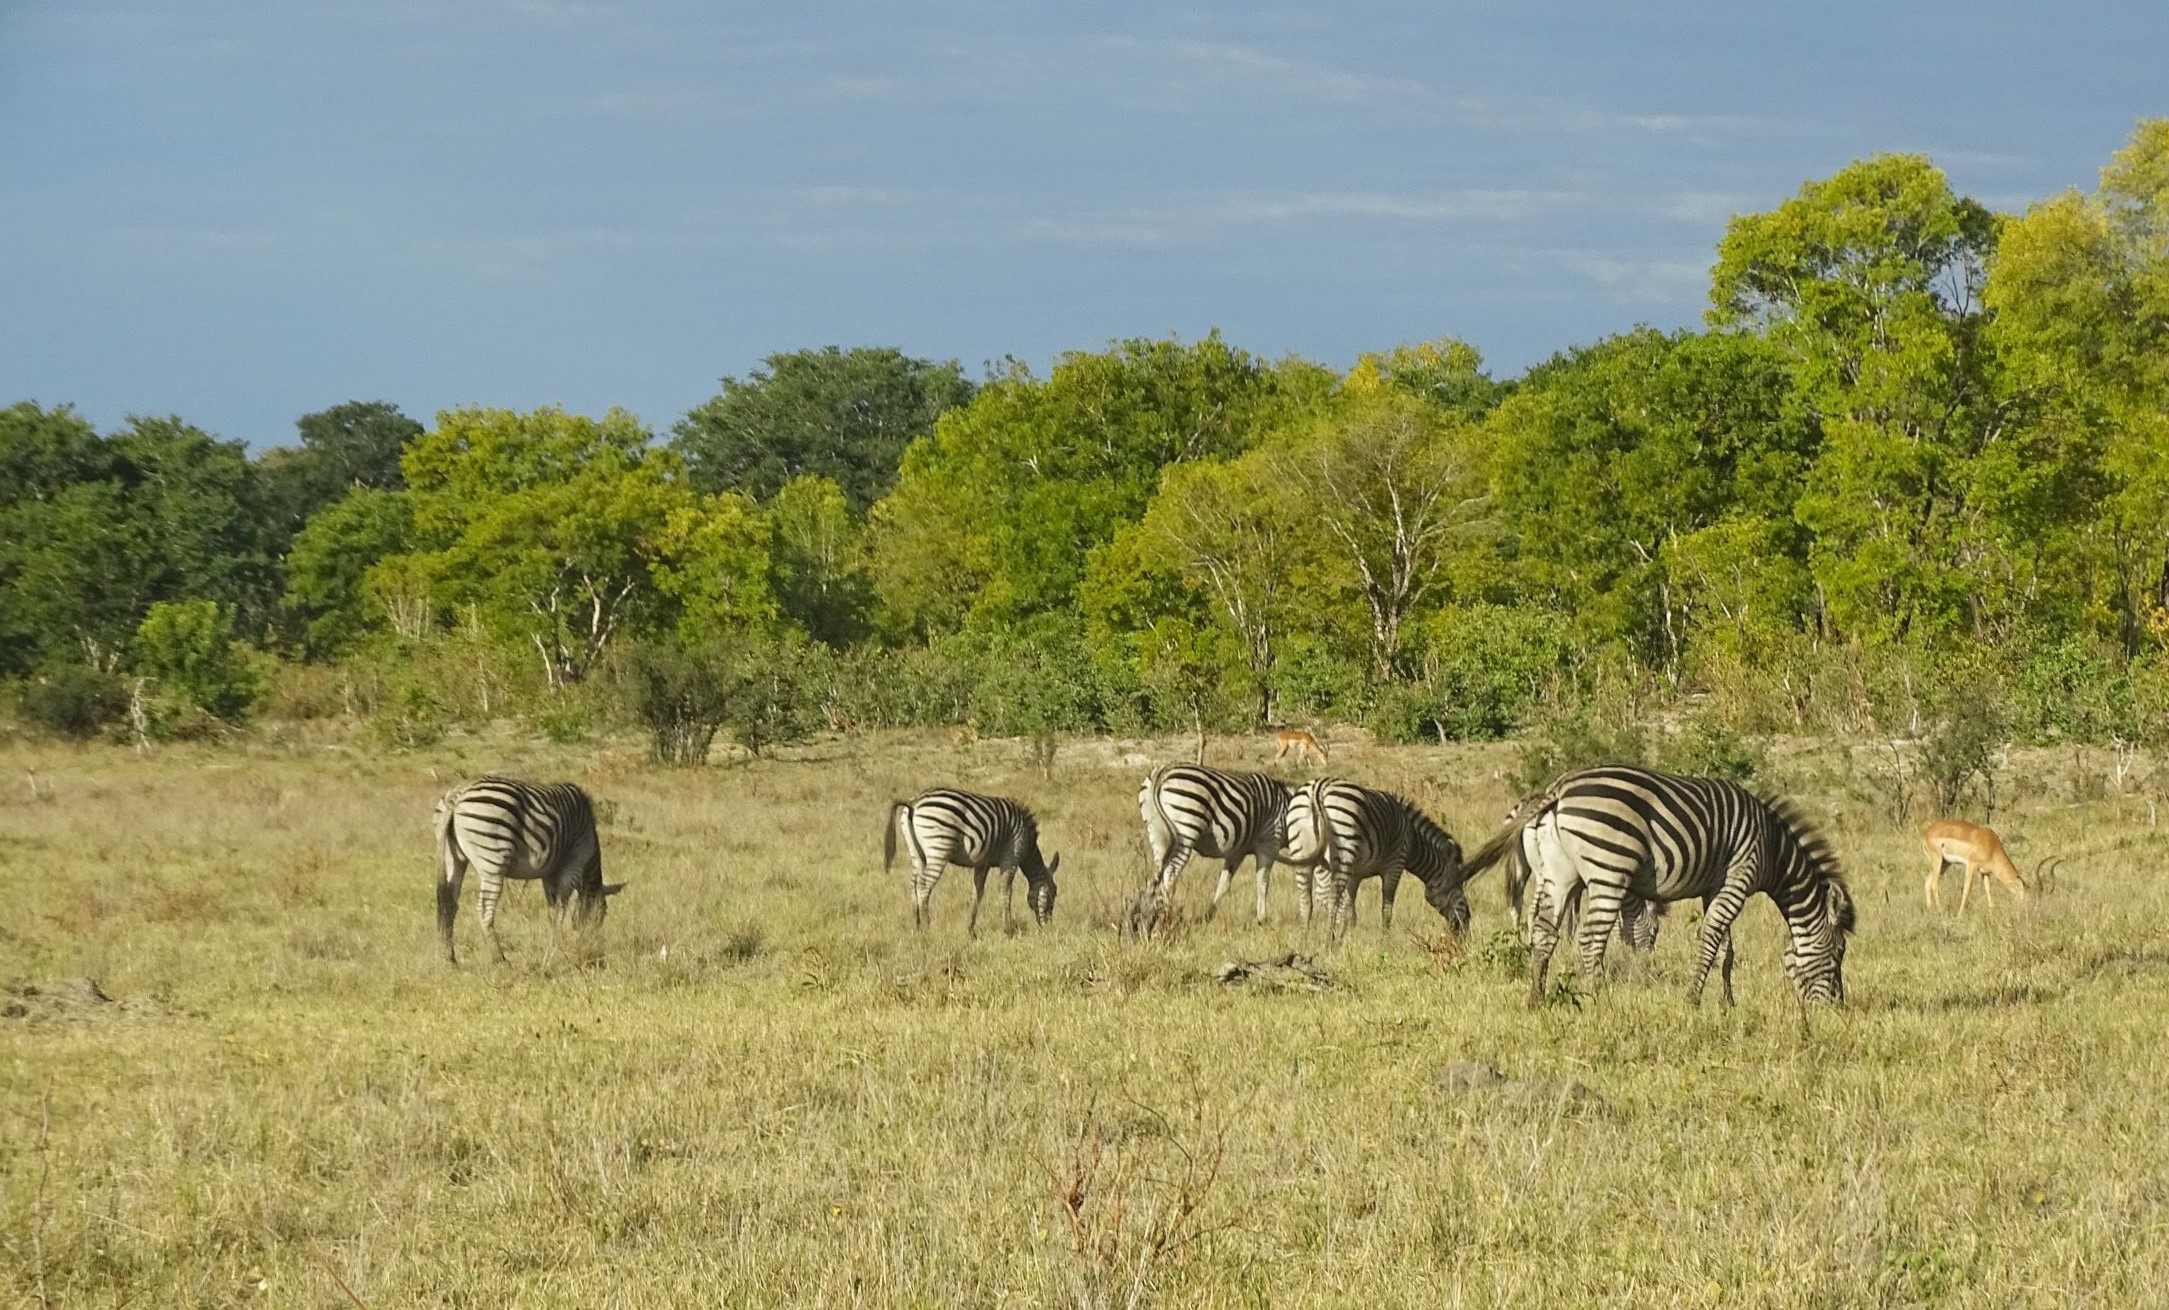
[2,977,198,1025]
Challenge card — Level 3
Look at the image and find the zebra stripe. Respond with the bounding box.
[885,789,1059,934]
[435,774,621,965]
[1501,789,1664,952]
[1135,764,1304,930]
[1285,779,1468,943]
[1469,765,1854,1007]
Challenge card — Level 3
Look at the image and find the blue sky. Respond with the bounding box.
[2,1,2160,448]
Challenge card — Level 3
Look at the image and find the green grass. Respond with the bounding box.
[3,727,2167,1307]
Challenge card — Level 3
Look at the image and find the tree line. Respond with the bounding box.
[5,122,2167,764]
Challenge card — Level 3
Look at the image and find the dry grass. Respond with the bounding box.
[2,726,2167,1307]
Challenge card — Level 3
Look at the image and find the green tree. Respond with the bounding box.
[1986,120,2169,651]
[1273,387,1489,680]
[1486,329,1815,666]
[868,335,1322,637]
[0,405,273,674]
[133,599,262,722]
[672,347,973,510]
[1710,154,2002,644]
[257,400,420,540]
[767,474,870,645]
[280,489,415,658]
[389,406,696,690]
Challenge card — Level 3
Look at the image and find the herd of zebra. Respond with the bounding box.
[434,758,1859,1007]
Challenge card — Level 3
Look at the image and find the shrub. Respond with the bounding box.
[619,642,733,766]
[132,600,263,723]
[1658,715,1768,784]
[1512,709,1647,795]
[1373,605,1578,744]
[18,666,129,740]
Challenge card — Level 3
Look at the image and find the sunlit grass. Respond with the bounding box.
[2,727,2165,1307]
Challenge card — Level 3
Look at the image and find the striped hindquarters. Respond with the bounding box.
[1547,765,1765,903]
[899,788,1045,873]
[1291,779,1468,931]
[442,774,598,882]
[1141,765,1292,861]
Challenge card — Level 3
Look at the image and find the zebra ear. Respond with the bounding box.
[1046,854,1061,876]
[601,882,627,897]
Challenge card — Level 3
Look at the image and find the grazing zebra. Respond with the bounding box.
[1500,789,1663,951]
[1467,764,1855,1008]
[1283,779,1469,943]
[1134,764,1305,931]
[435,774,623,965]
[885,789,1059,935]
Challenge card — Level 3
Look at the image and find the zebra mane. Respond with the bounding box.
[1763,794,1852,929]
[1388,792,1462,880]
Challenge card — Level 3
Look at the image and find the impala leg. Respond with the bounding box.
[1959,860,1978,914]
[1925,853,1945,912]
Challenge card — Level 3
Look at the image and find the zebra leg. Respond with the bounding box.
[968,865,991,937]
[1573,882,1627,987]
[1002,865,1019,935]
[911,842,946,932]
[1526,885,1564,1009]
[1328,873,1358,946]
[437,838,467,966]
[1379,868,1403,936]
[1145,845,1194,935]
[1688,879,1754,1007]
[1253,847,1276,926]
[478,868,508,964]
[1205,857,1239,922]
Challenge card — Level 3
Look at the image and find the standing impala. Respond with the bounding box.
[1922,819,2055,913]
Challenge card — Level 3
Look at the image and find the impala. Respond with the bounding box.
[1273,729,1328,767]
[1922,819,2055,913]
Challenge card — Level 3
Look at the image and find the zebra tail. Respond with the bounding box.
[432,794,458,881]
[1463,796,1549,881]
[884,801,909,875]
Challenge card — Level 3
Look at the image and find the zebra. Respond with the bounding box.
[1283,778,1469,944]
[435,774,623,965]
[1500,789,1663,952]
[885,789,1059,935]
[1133,764,1307,932]
[1466,764,1855,1008]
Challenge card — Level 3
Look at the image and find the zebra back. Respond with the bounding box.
[1141,764,1292,859]
[443,774,601,882]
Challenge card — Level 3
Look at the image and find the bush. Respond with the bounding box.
[132,600,263,723]
[1512,709,1647,795]
[619,642,733,766]
[1373,605,1578,744]
[1919,675,2005,817]
[18,666,129,740]
[1658,715,1768,784]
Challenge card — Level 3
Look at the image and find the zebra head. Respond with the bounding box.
[574,881,626,926]
[1031,854,1059,925]
[1775,818,1853,1003]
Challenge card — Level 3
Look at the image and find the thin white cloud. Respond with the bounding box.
[763,184,1597,250]
[1537,249,1711,304]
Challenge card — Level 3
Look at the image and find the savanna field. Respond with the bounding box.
[4,728,2167,1309]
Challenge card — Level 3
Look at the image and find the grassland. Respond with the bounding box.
[3,726,2168,1308]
